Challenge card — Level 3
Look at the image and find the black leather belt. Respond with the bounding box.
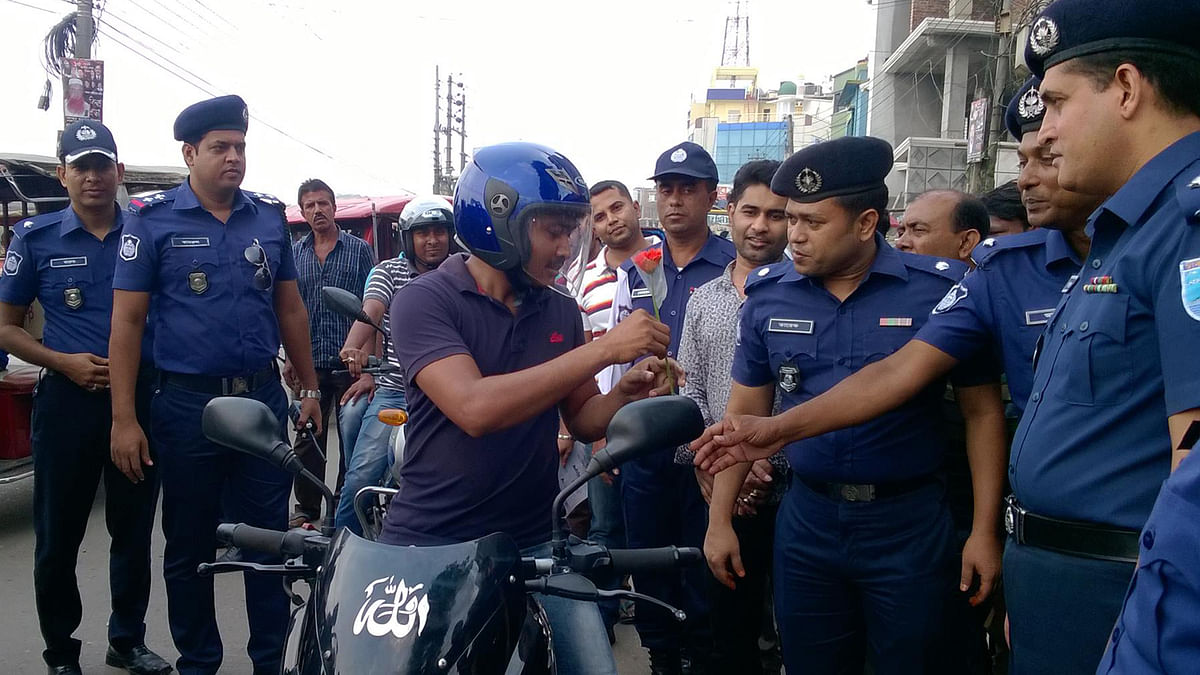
[162,365,276,396]
[1005,496,1139,564]
[796,473,938,503]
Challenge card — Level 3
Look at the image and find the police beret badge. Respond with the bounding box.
[795,168,823,194]
[1018,87,1044,120]
[670,148,687,163]
[1029,16,1060,56]
[75,125,97,141]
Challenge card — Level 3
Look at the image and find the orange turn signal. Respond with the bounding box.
[377,409,408,427]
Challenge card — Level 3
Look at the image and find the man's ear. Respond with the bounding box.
[56,164,67,188]
[856,209,880,242]
[960,229,982,260]
[181,142,196,168]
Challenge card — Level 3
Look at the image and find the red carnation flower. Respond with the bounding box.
[633,247,663,273]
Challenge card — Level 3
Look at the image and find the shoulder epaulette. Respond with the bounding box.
[11,212,61,238]
[127,191,174,215]
[247,191,285,209]
[1178,170,1200,225]
[899,251,967,281]
[744,261,789,292]
[971,228,1049,267]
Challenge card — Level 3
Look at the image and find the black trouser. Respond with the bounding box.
[710,503,778,675]
[31,368,160,668]
[292,368,353,519]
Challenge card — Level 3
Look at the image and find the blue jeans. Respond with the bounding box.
[587,470,625,628]
[333,387,406,535]
[338,393,369,456]
[522,541,618,675]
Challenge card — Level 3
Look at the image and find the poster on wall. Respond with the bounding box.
[967,97,989,164]
[62,58,104,125]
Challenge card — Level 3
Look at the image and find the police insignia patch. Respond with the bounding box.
[76,125,97,141]
[778,362,799,393]
[120,234,140,261]
[1029,16,1059,56]
[932,282,968,314]
[935,261,951,271]
[795,168,822,194]
[2,251,22,276]
[64,287,83,310]
[188,271,209,295]
[670,148,687,163]
[1018,87,1044,119]
[1180,258,1200,321]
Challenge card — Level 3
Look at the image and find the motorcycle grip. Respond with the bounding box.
[216,523,309,558]
[607,546,703,573]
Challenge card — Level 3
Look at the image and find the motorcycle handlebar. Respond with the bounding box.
[607,546,702,573]
[216,523,310,558]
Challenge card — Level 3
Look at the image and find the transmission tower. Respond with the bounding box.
[720,0,751,67]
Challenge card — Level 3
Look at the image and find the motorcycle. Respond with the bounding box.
[196,391,705,674]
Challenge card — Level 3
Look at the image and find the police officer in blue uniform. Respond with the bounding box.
[702,136,973,674]
[611,141,734,674]
[109,95,323,675]
[0,121,171,675]
[1001,1,1200,672]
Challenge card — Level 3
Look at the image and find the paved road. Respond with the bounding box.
[0,424,649,673]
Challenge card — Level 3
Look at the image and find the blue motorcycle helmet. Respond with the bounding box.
[453,142,592,298]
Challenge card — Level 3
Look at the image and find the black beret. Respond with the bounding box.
[1005,76,1044,140]
[649,141,719,182]
[770,136,893,203]
[1025,0,1200,80]
[173,94,249,143]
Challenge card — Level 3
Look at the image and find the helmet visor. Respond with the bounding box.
[520,204,593,298]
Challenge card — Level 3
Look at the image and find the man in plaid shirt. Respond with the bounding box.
[285,178,375,526]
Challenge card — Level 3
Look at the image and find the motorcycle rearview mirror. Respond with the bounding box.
[551,396,703,561]
[321,286,383,333]
[202,398,304,474]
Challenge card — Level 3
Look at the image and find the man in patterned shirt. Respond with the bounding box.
[286,178,375,526]
[676,159,788,674]
[334,196,454,534]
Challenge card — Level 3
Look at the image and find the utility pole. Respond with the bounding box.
[969,0,1014,193]
[444,74,455,190]
[75,0,93,58]
[432,67,443,195]
[457,87,467,172]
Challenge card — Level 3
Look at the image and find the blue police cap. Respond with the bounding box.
[1005,76,1045,140]
[649,141,719,182]
[59,119,117,164]
[770,136,893,204]
[1025,0,1200,79]
[173,94,249,143]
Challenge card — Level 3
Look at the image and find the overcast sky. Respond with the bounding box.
[1,0,877,204]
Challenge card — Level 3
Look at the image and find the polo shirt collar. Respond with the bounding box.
[1094,131,1200,230]
[173,178,256,215]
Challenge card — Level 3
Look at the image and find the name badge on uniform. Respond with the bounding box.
[64,286,83,310]
[49,256,87,269]
[631,288,652,299]
[171,236,211,248]
[768,318,814,334]
[1024,309,1055,326]
[778,361,800,393]
[188,270,209,294]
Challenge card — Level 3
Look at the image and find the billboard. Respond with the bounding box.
[62,58,104,125]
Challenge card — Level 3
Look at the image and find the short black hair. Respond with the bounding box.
[589,180,633,202]
[916,190,991,238]
[730,159,782,204]
[981,180,1030,231]
[297,178,336,208]
[1063,49,1200,119]
[836,186,891,236]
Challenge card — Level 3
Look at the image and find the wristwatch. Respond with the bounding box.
[298,389,322,400]
[557,433,574,441]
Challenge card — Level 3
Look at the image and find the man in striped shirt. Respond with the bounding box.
[286,178,375,526]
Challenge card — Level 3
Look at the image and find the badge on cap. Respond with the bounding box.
[75,125,97,141]
[188,270,209,295]
[242,105,250,124]
[119,234,140,261]
[935,261,951,271]
[932,282,968,314]
[670,148,687,163]
[1029,16,1060,56]
[64,287,83,310]
[778,362,800,393]
[1179,258,1200,321]
[1018,87,1044,119]
[795,168,822,194]
[2,251,22,276]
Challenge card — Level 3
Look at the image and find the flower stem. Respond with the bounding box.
[649,303,677,395]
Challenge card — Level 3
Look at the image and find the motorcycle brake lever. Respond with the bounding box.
[597,589,687,623]
[197,561,314,579]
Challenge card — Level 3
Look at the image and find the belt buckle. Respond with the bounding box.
[1005,496,1026,543]
[228,376,249,395]
[840,483,875,502]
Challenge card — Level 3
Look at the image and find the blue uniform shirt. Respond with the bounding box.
[0,205,151,358]
[112,181,297,376]
[618,233,735,358]
[1097,451,1200,674]
[1011,132,1200,530]
[732,236,968,483]
[915,228,1084,416]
